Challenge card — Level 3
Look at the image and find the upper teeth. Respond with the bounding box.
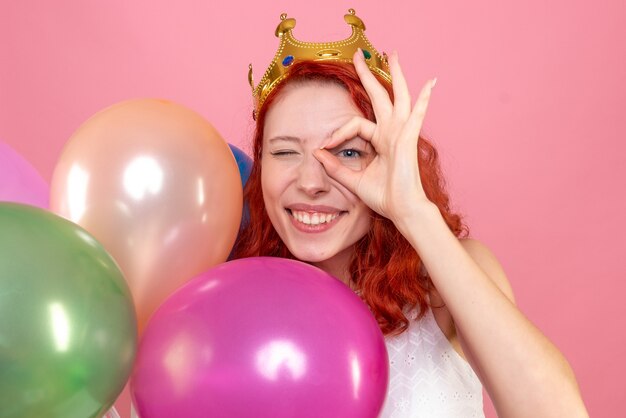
[291,210,339,225]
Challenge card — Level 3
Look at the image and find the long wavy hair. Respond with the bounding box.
[233,60,468,336]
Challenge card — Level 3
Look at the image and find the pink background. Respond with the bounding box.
[2,1,624,416]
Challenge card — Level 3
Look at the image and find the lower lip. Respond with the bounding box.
[287,210,344,233]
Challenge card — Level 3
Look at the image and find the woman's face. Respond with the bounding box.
[261,81,375,274]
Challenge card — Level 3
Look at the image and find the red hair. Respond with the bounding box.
[233,61,468,336]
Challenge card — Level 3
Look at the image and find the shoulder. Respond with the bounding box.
[459,238,516,303]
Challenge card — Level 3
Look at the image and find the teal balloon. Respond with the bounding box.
[0,203,137,418]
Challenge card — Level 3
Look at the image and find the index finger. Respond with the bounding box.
[388,51,411,120]
[321,116,377,150]
[353,48,393,121]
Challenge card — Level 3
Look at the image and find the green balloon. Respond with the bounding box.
[0,203,137,418]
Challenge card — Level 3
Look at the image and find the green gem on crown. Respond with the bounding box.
[362,49,372,60]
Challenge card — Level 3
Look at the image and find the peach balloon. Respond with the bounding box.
[51,99,243,332]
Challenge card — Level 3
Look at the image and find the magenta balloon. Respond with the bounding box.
[0,142,48,208]
[131,257,388,418]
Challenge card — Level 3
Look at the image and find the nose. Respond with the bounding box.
[296,153,331,197]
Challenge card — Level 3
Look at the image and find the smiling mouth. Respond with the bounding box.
[286,209,346,226]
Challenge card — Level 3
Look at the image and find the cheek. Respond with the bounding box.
[341,159,368,171]
[352,202,373,229]
[260,161,286,212]
[341,151,375,171]
[339,186,364,207]
[261,155,299,197]
[260,173,276,210]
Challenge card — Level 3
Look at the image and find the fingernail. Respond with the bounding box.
[431,77,437,89]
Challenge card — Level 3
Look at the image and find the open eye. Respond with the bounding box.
[337,148,362,159]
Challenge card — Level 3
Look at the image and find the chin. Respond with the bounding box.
[284,237,354,269]
[287,244,333,264]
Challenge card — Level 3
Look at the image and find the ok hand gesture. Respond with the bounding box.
[314,49,437,226]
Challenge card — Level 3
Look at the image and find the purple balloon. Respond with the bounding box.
[0,141,49,208]
[131,257,388,418]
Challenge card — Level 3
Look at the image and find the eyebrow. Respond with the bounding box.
[267,128,346,144]
[268,135,301,143]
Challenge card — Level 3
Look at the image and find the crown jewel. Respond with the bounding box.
[248,8,391,120]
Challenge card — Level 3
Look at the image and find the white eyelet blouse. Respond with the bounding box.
[378,307,484,417]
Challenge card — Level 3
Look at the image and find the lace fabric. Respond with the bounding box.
[379,307,484,418]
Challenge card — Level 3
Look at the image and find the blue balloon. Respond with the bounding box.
[228,144,253,187]
[227,144,253,259]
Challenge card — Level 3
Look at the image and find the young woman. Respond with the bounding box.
[235,11,588,417]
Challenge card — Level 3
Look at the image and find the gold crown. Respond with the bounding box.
[248,8,391,120]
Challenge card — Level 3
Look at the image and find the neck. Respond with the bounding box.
[311,247,354,288]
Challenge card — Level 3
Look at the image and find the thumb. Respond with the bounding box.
[313,149,361,194]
